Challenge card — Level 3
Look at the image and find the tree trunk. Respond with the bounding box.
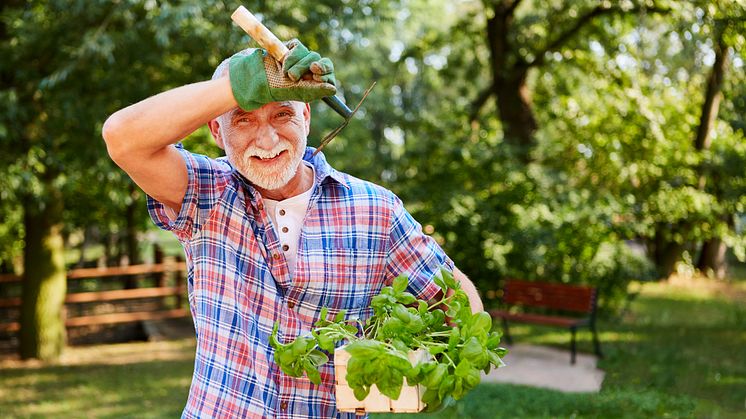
[485,6,537,163]
[694,26,729,276]
[697,237,727,279]
[649,225,685,278]
[19,184,67,361]
[494,73,537,160]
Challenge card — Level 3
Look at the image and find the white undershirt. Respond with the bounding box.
[263,164,315,278]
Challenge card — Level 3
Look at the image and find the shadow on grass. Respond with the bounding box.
[0,358,193,418]
[371,383,696,419]
[493,289,746,417]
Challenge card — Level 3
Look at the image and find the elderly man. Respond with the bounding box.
[102,42,482,418]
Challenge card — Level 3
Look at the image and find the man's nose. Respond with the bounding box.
[253,123,280,150]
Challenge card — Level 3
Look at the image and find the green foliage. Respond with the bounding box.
[2,0,745,317]
[270,269,507,411]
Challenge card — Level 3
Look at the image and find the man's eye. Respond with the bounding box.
[276,111,292,118]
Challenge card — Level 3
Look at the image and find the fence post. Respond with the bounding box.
[153,245,167,309]
[175,255,185,311]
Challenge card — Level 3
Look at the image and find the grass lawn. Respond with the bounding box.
[1,275,744,418]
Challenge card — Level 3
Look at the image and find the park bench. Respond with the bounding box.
[488,279,602,364]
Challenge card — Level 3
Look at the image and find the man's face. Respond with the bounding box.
[214,101,310,191]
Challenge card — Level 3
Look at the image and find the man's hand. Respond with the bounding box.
[229,41,336,111]
[282,39,336,84]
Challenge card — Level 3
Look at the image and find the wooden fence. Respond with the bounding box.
[0,257,188,335]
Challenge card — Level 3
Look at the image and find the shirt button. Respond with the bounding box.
[281,226,289,233]
[280,401,288,411]
[282,244,289,252]
[288,301,295,309]
[279,209,286,216]
[273,253,280,260]
[257,203,264,211]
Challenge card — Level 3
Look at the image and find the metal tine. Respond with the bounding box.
[313,82,377,156]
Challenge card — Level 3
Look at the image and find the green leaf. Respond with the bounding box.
[448,327,460,351]
[441,268,458,289]
[428,345,446,355]
[290,338,308,358]
[315,331,335,352]
[446,300,461,318]
[334,309,347,323]
[452,376,465,400]
[346,340,385,358]
[353,385,370,401]
[433,273,447,291]
[423,363,447,389]
[486,331,502,349]
[378,368,404,400]
[404,363,422,385]
[393,274,408,293]
[469,311,492,334]
[302,359,321,385]
[454,359,472,378]
[307,349,329,367]
[418,300,429,314]
[438,375,455,400]
[269,322,283,349]
[460,337,488,368]
[429,310,446,328]
[488,350,506,368]
[392,339,409,353]
[421,387,440,405]
[319,307,329,322]
[398,292,416,305]
[393,304,411,323]
[463,367,481,389]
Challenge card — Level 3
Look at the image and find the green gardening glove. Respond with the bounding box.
[229,42,336,111]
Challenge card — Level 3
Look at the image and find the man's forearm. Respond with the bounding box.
[102,76,236,159]
[453,267,483,313]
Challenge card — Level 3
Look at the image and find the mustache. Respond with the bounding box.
[243,142,290,159]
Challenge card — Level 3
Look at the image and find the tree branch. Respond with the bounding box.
[523,3,671,69]
[525,4,614,69]
[506,0,524,15]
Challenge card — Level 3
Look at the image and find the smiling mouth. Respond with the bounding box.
[252,150,287,162]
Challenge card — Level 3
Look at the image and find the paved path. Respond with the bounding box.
[482,344,605,393]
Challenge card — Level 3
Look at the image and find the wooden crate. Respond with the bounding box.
[334,346,428,414]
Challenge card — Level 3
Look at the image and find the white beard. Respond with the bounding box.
[230,137,307,191]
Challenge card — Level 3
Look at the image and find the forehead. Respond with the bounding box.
[228,101,302,118]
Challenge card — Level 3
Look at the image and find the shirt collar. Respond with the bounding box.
[302,147,350,190]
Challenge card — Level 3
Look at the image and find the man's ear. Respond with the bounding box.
[303,103,311,136]
[208,119,225,150]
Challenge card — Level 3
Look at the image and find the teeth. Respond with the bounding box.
[254,150,283,160]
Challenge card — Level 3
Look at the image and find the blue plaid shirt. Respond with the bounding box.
[148,147,454,418]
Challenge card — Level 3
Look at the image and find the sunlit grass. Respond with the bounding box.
[0,339,194,418]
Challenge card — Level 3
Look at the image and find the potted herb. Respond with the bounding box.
[270,269,507,413]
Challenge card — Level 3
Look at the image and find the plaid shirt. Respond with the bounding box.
[148,146,454,418]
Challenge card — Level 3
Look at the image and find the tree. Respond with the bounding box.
[470,0,670,162]
[0,0,242,359]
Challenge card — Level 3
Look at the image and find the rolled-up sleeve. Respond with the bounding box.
[385,196,454,303]
[146,145,232,242]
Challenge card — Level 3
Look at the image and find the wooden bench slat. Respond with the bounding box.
[489,310,589,328]
[503,279,596,313]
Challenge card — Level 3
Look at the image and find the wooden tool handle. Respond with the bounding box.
[231,6,289,61]
[231,5,357,122]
